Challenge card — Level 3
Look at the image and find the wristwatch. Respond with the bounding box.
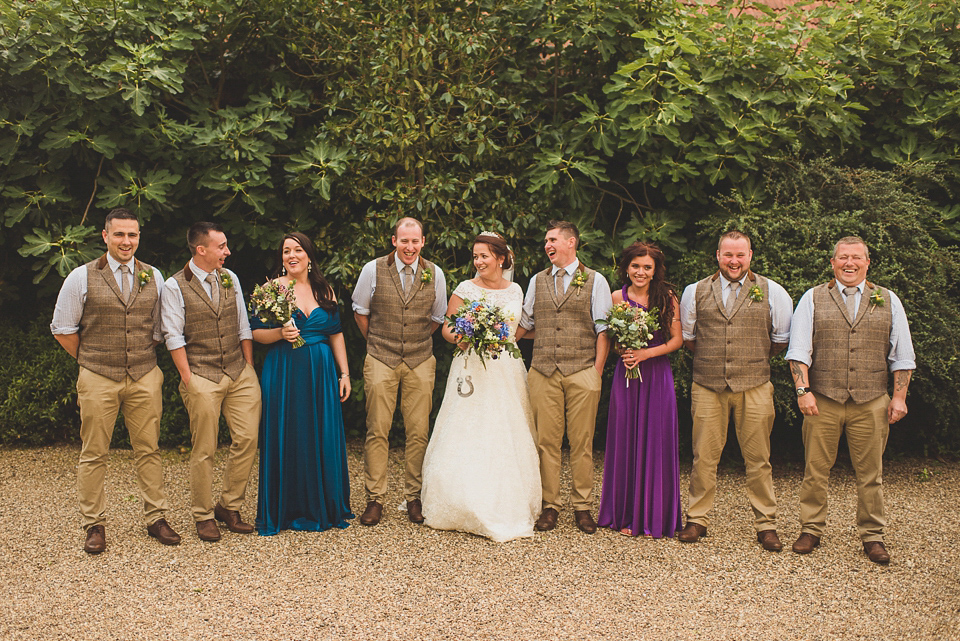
[796,387,811,397]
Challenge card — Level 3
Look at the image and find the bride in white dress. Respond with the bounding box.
[421,232,541,542]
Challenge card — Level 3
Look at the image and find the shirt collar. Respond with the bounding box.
[550,257,580,277]
[395,257,417,275]
[189,259,214,280]
[840,281,866,295]
[106,253,134,273]
[719,273,747,288]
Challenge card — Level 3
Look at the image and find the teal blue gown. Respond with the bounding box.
[253,307,354,535]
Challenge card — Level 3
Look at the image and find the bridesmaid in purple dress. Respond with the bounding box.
[598,242,683,538]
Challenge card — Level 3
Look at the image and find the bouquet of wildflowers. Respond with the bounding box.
[248,279,305,348]
[447,297,522,368]
[597,301,660,383]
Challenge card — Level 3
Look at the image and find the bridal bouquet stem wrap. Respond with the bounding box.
[447,297,522,368]
[248,279,305,348]
[597,301,660,384]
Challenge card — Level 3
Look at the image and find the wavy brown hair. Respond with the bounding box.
[275,232,337,312]
[618,242,676,340]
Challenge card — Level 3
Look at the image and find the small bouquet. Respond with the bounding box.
[248,279,305,348]
[447,297,522,368]
[597,301,660,384]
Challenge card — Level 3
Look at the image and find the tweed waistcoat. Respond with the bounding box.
[367,254,437,369]
[692,272,773,393]
[530,266,597,377]
[77,255,158,382]
[810,281,892,404]
[172,266,245,383]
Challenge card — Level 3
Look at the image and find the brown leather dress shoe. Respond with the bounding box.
[214,503,255,534]
[863,541,891,564]
[359,501,383,526]
[757,529,783,552]
[406,499,425,524]
[535,507,558,532]
[84,525,106,554]
[147,518,182,546]
[677,522,707,543]
[195,518,222,542]
[574,510,597,534]
[791,532,821,554]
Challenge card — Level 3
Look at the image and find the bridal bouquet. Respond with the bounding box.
[248,279,305,348]
[447,297,522,368]
[596,301,660,382]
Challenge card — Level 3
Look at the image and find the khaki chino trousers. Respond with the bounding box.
[178,364,261,522]
[363,354,436,503]
[799,392,889,542]
[528,366,602,512]
[687,381,778,531]
[76,365,169,530]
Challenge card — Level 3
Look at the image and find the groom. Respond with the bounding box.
[517,220,611,533]
[352,217,447,526]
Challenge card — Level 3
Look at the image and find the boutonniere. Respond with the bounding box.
[419,265,433,291]
[869,289,884,312]
[219,271,234,289]
[137,269,152,292]
[747,284,763,305]
[571,268,587,294]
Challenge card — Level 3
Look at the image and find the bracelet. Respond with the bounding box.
[340,373,350,379]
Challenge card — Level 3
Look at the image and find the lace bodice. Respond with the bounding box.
[453,280,523,340]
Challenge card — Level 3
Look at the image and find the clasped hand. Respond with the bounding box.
[621,348,648,370]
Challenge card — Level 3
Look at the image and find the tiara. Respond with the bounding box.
[478,230,504,239]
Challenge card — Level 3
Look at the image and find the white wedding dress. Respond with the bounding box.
[421,280,542,542]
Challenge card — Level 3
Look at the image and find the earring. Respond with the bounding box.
[308,263,313,273]
[281,267,287,276]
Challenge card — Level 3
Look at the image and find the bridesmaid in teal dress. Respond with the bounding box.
[252,232,354,535]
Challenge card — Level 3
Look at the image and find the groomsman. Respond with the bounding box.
[516,220,612,534]
[161,222,261,542]
[786,236,915,564]
[351,217,447,526]
[678,231,793,551]
[51,207,180,553]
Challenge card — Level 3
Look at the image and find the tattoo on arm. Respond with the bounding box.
[894,370,912,391]
[790,362,806,385]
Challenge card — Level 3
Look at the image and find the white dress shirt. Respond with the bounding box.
[160,259,252,351]
[519,258,613,334]
[351,256,448,324]
[679,274,793,343]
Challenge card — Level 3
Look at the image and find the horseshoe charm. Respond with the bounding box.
[456,375,474,397]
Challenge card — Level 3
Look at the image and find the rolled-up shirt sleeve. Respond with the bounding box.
[519,275,537,331]
[887,291,916,371]
[161,277,187,351]
[679,283,698,341]
[225,269,253,342]
[785,289,814,366]
[767,279,793,344]
[150,267,165,342]
[591,273,613,334]
[350,261,377,316]
[430,266,448,323]
[50,266,87,335]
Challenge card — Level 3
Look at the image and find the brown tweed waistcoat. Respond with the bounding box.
[77,255,159,382]
[172,265,245,383]
[530,266,597,377]
[367,253,437,369]
[810,281,892,404]
[692,272,773,393]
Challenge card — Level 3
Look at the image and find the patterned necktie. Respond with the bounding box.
[725,282,741,315]
[120,264,131,304]
[205,273,220,308]
[555,269,565,297]
[843,286,858,319]
[402,265,414,296]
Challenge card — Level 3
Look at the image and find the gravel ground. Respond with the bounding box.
[0,443,957,641]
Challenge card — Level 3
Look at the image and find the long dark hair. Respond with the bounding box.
[618,242,676,340]
[276,232,337,312]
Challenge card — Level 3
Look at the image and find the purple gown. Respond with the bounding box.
[597,286,682,538]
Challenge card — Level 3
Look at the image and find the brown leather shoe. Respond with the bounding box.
[863,541,891,564]
[677,522,707,543]
[406,499,424,524]
[757,529,783,552]
[791,532,821,554]
[359,501,383,526]
[214,503,254,534]
[535,507,558,532]
[146,519,182,546]
[574,510,597,534]
[195,518,222,542]
[84,525,106,554]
